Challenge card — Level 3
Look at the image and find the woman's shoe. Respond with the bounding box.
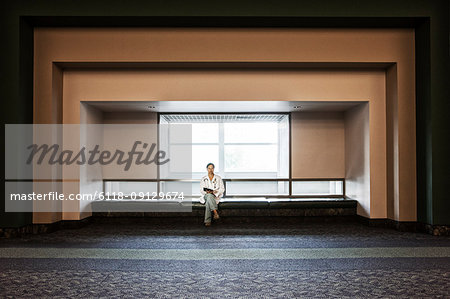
[213,212,220,220]
[205,222,211,227]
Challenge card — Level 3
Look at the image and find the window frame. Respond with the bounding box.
[163,112,289,179]
[101,112,346,199]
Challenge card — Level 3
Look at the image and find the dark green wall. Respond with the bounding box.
[1,0,449,227]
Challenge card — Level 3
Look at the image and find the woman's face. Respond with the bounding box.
[207,165,214,175]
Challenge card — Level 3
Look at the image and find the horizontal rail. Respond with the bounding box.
[103,178,345,198]
[102,178,344,182]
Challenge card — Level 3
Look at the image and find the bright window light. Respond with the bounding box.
[160,114,289,180]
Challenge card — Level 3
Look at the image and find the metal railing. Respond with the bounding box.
[102,178,345,199]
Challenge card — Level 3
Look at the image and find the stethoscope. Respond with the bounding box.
[204,176,217,188]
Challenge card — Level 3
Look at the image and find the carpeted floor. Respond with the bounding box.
[1,220,449,298]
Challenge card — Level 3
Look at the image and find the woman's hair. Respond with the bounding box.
[206,162,215,169]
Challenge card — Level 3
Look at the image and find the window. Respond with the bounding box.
[103,113,346,199]
[159,114,290,180]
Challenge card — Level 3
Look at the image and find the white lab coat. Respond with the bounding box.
[199,174,225,204]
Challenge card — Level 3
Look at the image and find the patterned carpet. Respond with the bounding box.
[1,221,449,298]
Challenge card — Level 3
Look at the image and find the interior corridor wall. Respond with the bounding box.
[34,28,415,223]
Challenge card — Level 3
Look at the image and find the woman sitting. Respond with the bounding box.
[199,162,225,226]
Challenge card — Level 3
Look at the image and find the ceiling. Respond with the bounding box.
[83,100,366,113]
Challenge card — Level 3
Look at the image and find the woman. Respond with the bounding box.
[199,162,225,226]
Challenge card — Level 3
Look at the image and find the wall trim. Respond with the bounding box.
[356,215,450,236]
[2,214,449,238]
[0,217,93,238]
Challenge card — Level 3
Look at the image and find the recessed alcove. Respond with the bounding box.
[81,100,367,219]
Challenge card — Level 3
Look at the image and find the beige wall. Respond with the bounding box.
[61,109,159,220]
[345,103,371,217]
[386,65,399,220]
[77,103,104,220]
[103,112,157,124]
[102,112,158,180]
[291,112,345,178]
[34,27,416,222]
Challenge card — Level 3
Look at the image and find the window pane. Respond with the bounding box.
[225,181,289,195]
[159,181,198,197]
[160,181,203,197]
[168,123,192,144]
[292,181,344,196]
[224,123,278,143]
[192,123,218,143]
[166,144,192,174]
[192,145,219,172]
[104,181,158,196]
[225,145,277,172]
